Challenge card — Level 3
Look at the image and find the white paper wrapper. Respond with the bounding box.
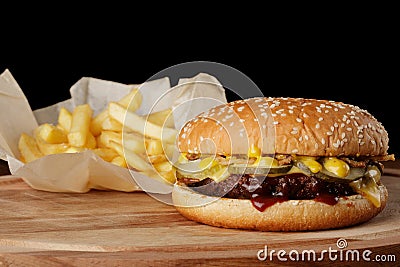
[0,69,227,193]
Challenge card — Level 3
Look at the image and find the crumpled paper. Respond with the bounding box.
[0,69,227,193]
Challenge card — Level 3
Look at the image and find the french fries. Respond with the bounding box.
[58,107,72,132]
[17,86,177,184]
[144,108,175,128]
[108,102,177,144]
[18,133,44,163]
[36,123,68,144]
[68,104,93,147]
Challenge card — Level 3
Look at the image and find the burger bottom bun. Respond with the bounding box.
[172,184,388,231]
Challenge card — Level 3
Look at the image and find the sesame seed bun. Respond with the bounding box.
[177,97,389,157]
[172,184,388,231]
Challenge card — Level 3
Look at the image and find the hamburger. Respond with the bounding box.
[171,97,395,231]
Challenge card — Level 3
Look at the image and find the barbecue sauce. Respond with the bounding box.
[251,193,339,212]
[251,195,289,212]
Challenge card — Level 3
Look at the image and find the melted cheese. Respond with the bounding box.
[296,156,322,173]
[323,157,350,178]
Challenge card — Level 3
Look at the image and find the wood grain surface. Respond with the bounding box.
[0,161,399,266]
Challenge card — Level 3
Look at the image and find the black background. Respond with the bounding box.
[0,33,398,156]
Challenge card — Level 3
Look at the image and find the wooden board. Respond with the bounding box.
[0,170,400,266]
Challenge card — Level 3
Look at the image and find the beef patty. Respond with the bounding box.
[177,173,356,200]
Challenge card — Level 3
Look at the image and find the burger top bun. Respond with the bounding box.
[178,97,389,157]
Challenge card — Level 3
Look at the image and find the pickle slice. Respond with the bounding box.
[319,166,365,182]
[174,159,202,173]
[228,164,292,175]
[294,161,365,183]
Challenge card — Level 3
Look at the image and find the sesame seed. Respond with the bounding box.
[203,119,208,123]
[229,122,234,127]
[292,149,299,153]
[296,118,302,123]
[316,123,320,129]
[303,113,309,118]
[262,125,267,129]
[327,131,333,136]
[239,119,245,123]
[181,133,186,139]
[187,140,191,145]
[321,138,326,145]
[341,133,346,139]
[304,135,309,140]
[330,126,334,132]
[314,143,319,149]
[319,117,324,121]
[325,110,329,113]
[291,130,298,135]
[273,121,279,125]
[299,136,303,141]
[219,126,223,131]
[289,110,294,114]
[200,136,204,142]
[341,123,345,128]
[371,140,376,145]
[254,118,259,122]
[237,106,245,112]
[281,113,287,116]
[347,127,352,131]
